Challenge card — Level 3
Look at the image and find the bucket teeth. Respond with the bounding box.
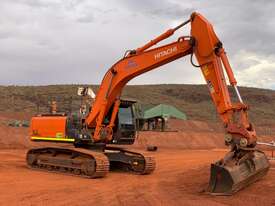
[207,150,270,195]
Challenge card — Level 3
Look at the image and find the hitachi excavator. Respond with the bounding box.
[26,12,269,195]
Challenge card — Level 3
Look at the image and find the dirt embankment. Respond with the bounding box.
[135,119,275,150]
[0,117,229,150]
[0,112,31,149]
[0,114,274,150]
[135,131,225,149]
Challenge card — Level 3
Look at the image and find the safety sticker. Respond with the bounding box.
[203,65,210,76]
[207,80,215,93]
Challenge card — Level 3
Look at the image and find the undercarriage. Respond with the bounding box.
[26,145,156,178]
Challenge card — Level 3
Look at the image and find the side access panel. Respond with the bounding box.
[30,116,67,140]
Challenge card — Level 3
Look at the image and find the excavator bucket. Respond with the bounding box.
[207,150,270,195]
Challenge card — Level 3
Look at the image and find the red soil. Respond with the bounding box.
[0,149,275,206]
[0,113,274,205]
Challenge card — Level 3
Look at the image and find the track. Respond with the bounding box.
[104,147,156,175]
[141,156,156,174]
[26,146,156,178]
[26,147,109,178]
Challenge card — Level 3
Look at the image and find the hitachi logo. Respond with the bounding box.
[154,46,177,60]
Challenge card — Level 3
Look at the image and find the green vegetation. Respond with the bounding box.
[0,84,274,126]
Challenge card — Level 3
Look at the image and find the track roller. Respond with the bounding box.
[26,147,109,178]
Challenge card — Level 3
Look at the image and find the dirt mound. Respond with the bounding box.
[0,125,31,149]
[0,112,274,150]
[135,131,225,149]
[166,119,224,132]
[133,119,226,149]
[0,117,227,150]
[0,112,32,121]
[134,119,275,150]
[0,112,33,149]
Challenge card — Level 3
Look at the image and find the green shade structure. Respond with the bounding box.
[143,104,187,120]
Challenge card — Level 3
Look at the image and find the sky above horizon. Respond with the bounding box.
[0,0,274,89]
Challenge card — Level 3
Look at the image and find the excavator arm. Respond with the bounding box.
[86,12,256,148]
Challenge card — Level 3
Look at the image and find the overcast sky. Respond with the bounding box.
[0,0,274,89]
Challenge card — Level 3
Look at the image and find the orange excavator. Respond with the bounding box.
[27,12,269,195]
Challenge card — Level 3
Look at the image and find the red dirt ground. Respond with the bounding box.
[0,113,275,206]
[1,149,275,206]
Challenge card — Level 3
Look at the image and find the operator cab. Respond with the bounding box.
[111,99,137,145]
[66,98,137,146]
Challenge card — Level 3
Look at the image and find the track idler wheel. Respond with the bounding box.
[130,156,156,174]
[26,152,37,166]
[207,150,270,195]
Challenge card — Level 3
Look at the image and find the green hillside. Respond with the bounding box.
[0,84,274,126]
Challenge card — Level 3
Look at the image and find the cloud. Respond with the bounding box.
[235,50,275,89]
[118,0,194,20]
[0,0,274,90]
